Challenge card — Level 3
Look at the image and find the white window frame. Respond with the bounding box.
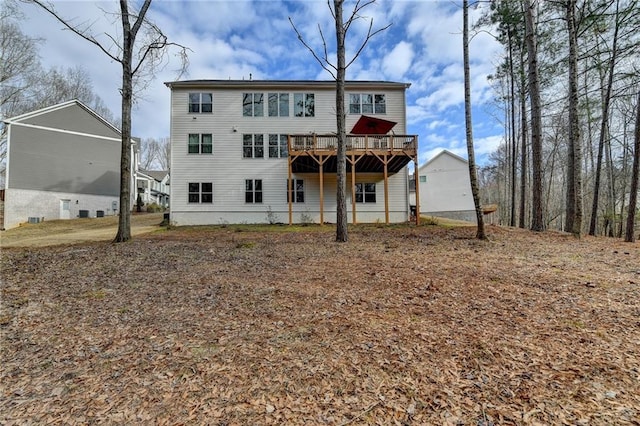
[188,93,213,113]
[243,134,264,158]
[349,93,386,114]
[188,182,213,203]
[188,133,213,154]
[243,92,264,117]
[287,179,305,203]
[245,179,263,204]
[355,182,376,203]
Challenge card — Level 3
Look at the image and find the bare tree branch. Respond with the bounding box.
[345,19,391,69]
[289,17,337,78]
[27,0,121,63]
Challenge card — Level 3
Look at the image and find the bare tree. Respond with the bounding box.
[625,90,639,243]
[524,0,544,231]
[156,137,171,171]
[30,0,188,242]
[138,137,159,170]
[290,0,389,242]
[463,0,487,240]
[565,0,583,237]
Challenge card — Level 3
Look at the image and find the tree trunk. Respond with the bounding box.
[624,90,639,242]
[463,0,486,240]
[508,29,517,227]
[113,0,141,243]
[519,51,528,229]
[334,0,348,242]
[589,0,620,236]
[565,0,582,237]
[524,0,544,231]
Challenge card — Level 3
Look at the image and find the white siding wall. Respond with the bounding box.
[169,84,410,225]
[418,152,475,220]
[3,188,119,229]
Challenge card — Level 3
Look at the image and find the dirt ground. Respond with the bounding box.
[0,213,164,248]
[1,222,639,425]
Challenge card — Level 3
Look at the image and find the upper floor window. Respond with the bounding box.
[188,133,213,154]
[268,93,289,117]
[243,134,264,158]
[349,93,386,114]
[188,182,213,203]
[268,134,288,158]
[355,183,376,203]
[245,179,263,203]
[189,93,212,113]
[243,93,264,117]
[294,93,315,117]
[287,179,305,203]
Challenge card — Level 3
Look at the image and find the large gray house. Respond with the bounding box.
[2,100,136,229]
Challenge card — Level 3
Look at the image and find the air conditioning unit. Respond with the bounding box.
[28,217,42,224]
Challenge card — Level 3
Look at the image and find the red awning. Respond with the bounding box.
[350,115,397,135]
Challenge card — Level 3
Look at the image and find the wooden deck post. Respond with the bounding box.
[414,155,420,225]
[351,154,357,224]
[319,155,324,225]
[384,154,389,224]
[288,137,293,225]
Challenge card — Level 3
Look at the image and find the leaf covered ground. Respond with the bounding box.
[1,224,639,425]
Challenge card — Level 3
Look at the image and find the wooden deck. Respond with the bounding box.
[288,134,418,174]
[286,134,420,225]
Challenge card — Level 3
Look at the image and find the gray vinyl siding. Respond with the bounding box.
[8,120,120,196]
[169,82,410,225]
[20,104,121,139]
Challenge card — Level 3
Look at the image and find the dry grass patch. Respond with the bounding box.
[1,225,639,425]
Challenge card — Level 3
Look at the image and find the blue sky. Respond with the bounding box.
[18,0,504,166]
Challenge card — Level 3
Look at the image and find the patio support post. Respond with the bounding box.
[319,155,324,225]
[288,136,293,225]
[414,154,420,225]
[384,154,389,224]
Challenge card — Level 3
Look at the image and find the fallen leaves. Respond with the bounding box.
[1,225,639,424]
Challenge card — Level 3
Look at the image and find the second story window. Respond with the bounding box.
[349,93,386,114]
[188,133,213,154]
[294,93,315,117]
[243,93,264,117]
[189,93,212,113]
[268,93,289,117]
[268,134,288,158]
[243,134,264,158]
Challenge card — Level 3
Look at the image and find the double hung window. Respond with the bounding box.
[188,182,213,203]
[355,183,376,203]
[287,179,305,203]
[245,179,263,203]
[188,93,212,113]
[268,134,288,158]
[243,93,264,117]
[188,133,213,154]
[294,93,315,117]
[243,134,264,158]
[268,93,289,117]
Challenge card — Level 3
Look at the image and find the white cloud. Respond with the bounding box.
[382,41,414,80]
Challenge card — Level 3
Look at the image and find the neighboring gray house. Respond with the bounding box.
[136,169,170,207]
[165,79,419,226]
[2,100,135,229]
[411,150,476,223]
